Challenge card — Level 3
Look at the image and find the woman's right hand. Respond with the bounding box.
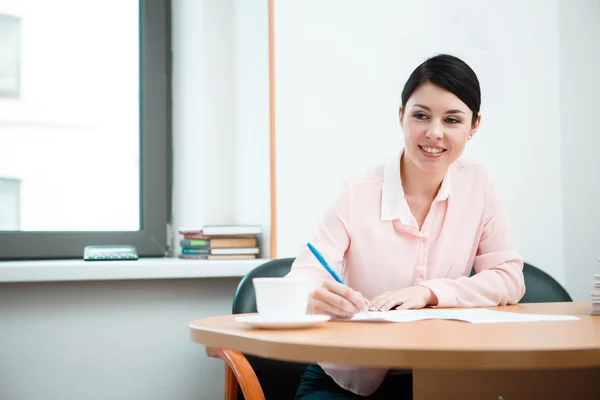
[309,280,368,319]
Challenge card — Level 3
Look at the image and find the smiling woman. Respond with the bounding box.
[400,54,481,180]
[285,54,525,399]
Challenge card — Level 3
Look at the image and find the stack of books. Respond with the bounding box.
[178,225,262,260]
[592,273,600,316]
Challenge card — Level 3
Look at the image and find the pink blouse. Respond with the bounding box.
[286,151,525,395]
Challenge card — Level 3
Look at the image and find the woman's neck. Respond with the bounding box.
[400,153,446,201]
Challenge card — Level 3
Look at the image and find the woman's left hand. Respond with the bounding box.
[369,285,438,311]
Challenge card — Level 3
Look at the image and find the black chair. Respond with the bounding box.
[519,262,572,303]
[232,258,298,314]
[207,258,308,400]
[469,262,572,303]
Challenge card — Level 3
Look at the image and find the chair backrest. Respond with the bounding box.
[232,258,308,400]
[469,262,572,303]
[232,257,296,314]
[519,262,572,303]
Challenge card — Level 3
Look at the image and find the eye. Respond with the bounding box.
[446,116,462,124]
[413,112,428,120]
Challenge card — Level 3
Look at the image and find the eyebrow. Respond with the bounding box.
[412,104,466,115]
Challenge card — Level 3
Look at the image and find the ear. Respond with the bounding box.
[470,113,482,138]
[398,106,404,130]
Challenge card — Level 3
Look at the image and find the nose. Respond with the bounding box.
[425,121,444,140]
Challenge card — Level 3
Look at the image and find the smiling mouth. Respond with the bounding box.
[419,145,446,154]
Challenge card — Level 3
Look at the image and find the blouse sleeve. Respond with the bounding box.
[418,172,526,307]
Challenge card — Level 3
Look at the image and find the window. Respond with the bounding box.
[0,14,21,98]
[0,0,171,260]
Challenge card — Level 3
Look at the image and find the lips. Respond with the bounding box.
[419,145,446,154]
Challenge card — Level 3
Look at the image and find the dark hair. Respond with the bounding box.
[401,54,481,125]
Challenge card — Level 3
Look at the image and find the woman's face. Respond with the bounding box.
[400,82,480,175]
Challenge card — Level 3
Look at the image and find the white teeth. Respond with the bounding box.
[422,146,444,154]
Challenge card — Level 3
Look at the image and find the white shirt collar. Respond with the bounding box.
[380,149,452,224]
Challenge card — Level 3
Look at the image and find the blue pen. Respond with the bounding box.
[306,242,370,316]
[306,242,345,284]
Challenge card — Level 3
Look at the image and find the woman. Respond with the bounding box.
[287,54,526,399]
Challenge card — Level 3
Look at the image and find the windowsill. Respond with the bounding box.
[0,257,269,283]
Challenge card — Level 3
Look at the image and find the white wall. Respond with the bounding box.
[202,0,236,225]
[232,0,271,256]
[171,0,205,244]
[559,0,600,301]
[171,0,270,256]
[274,0,567,288]
[0,278,239,400]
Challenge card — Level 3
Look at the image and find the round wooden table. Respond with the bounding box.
[190,302,600,399]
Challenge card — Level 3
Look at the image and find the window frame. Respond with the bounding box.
[0,0,172,261]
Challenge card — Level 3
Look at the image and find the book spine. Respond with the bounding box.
[180,239,209,248]
[179,254,209,259]
[181,248,209,255]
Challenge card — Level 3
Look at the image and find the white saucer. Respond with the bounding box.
[235,314,331,329]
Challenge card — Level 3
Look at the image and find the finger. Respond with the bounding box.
[322,280,366,312]
[351,290,369,312]
[380,298,404,311]
[311,299,354,318]
[369,294,393,311]
[313,286,357,314]
[398,300,426,310]
[397,301,415,310]
[359,292,370,311]
[368,298,383,311]
[368,294,385,310]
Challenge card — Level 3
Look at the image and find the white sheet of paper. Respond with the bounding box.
[348,308,580,324]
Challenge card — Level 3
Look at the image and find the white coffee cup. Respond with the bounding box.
[253,277,311,320]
